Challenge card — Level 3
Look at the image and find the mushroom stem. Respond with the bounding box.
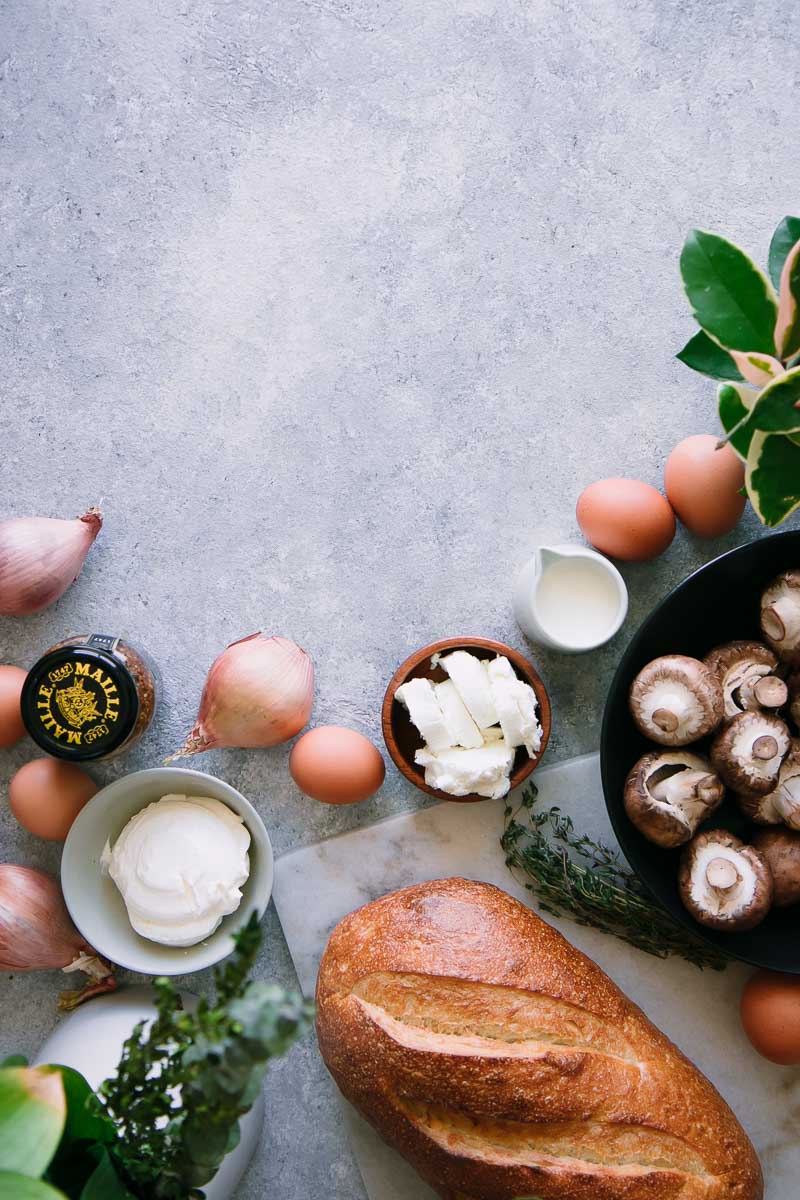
[762,605,786,643]
[753,735,779,760]
[652,707,680,733]
[695,773,721,802]
[705,857,740,892]
[752,675,789,708]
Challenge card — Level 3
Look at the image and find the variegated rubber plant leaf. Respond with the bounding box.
[676,329,743,381]
[0,1174,66,1199]
[734,365,800,437]
[774,239,800,360]
[746,431,800,526]
[680,229,778,354]
[718,382,755,460]
[727,349,784,387]
[0,1067,65,1179]
[768,216,800,290]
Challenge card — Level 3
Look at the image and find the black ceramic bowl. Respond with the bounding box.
[601,531,800,972]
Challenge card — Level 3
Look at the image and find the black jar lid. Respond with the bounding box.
[21,636,140,761]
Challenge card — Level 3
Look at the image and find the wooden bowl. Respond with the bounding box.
[382,636,551,803]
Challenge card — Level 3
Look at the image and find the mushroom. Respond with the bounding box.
[761,569,800,667]
[628,655,724,746]
[678,829,773,931]
[703,640,788,719]
[752,827,800,907]
[788,673,800,731]
[710,711,792,796]
[623,750,725,847]
[734,741,800,828]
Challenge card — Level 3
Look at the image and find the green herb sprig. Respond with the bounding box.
[502,785,729,972]
[97,913,315,1199]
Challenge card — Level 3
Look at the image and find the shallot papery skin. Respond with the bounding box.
[0,865,115,1010]
[0,508,102,616]
[171,633,314,757]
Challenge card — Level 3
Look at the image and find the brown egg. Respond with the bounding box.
[576,478,676,561]
[289,726,385,805]
[740,970,800,1065]
[0,665,27,748]
[664,434,746,538]
[9,758,98,841]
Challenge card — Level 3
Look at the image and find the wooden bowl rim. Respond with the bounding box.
[381,636,552,803]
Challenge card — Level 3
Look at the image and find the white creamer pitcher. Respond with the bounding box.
[513,543,628,653]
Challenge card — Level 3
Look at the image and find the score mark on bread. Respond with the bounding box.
[316,878,762,1200]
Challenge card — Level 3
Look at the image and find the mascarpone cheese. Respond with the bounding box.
[103,794,250,947]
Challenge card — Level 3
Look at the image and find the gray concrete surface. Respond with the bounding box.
[2,1,799,1196]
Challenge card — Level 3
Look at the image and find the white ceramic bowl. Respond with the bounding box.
[61,766,273,975]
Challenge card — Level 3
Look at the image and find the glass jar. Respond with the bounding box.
[21,634,159,761]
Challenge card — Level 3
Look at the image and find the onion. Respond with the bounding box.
[0,865,116,1010]
[170,633,314,758]
[0,508,103,616]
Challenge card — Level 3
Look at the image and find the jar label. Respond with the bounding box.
[36,658,122,749]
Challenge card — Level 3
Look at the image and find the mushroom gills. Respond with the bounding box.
[730,721,789,777]
[679,828,772,930]
[644,682,709,741]
[629,656,723,746]
[690,844,759,918]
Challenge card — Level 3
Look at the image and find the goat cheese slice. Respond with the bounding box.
[394,678,453,752]
[434,680,484,748]
[440,650,499,729]
[415,741,514,799]
[487,656,542,755]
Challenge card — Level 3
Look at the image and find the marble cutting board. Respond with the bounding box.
[272,753,799,1200]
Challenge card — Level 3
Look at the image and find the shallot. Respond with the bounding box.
[0,508,102,616]
[170,633,314,758]
[0,865,115,1010]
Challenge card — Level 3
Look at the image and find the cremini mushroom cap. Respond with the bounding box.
[711,711,792,796]
[703,640,786,719]
[624,749,724,848]
[628,655,724,747]
[734,741,800,829]
[761,570,800,668]
[753,826,800,907]
[679,829,773,931]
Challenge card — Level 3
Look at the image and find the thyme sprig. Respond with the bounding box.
[502,785,729,971]
[97,913,315,1199]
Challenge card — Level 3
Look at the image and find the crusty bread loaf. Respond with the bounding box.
[316,878,762,1200]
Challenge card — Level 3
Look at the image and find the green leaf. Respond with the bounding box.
[0,1173,66,1200]
[746,432,800,526]
[676,330,743,381]
[739,365,800,436]
[768,216,800,290]
[775,239,800,359]
[0,1056,28,1069]
[680,229,777,353]
[50,1067,114,1148]
[79,1150,135,1200]
[718,382,756,460]
[0,1067,65,1178]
